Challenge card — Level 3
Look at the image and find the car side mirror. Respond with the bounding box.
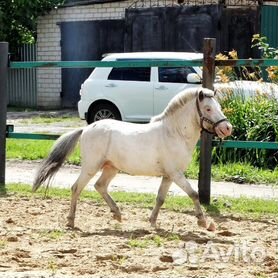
[187,73,201,84]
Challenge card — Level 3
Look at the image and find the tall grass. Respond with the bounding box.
[215,91,278,168]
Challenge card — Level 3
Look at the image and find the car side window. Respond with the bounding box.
[108,67,151,82]
[159,67,195,83]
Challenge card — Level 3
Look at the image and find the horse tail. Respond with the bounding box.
[33,128,84,192]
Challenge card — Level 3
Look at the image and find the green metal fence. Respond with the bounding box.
[9,59,278,69]
[8,44,37,107]
[261,5,278,49]
[5,126,278,150]
[7,58,278,151]
[1,43,277,204]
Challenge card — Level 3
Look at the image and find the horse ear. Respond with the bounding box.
[198,90,204,101]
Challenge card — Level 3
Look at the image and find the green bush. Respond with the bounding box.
[213,91,278,169]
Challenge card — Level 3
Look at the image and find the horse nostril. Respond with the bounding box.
[226,123,233,133]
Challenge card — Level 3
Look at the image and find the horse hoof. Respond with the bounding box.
[113,214,122,222]
[149,217,159,229]
[66,221,74,229]
[197,218,207,229]
[66,219,75,229]
[207,221,216,232]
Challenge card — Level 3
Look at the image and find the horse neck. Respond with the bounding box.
[163,97,201,145]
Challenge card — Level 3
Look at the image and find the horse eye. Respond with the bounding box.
[206,108,211,112]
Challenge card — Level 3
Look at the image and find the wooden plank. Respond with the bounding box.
[0,43,8,188]
[198,38,216,205]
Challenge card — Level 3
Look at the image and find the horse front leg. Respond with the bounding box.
[171,172,208,229]
[149,176,172,228]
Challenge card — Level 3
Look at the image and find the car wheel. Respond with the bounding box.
[88,103,121,124]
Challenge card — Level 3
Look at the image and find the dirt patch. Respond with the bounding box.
[0,195,277,278]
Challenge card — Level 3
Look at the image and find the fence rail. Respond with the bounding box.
[9,58,278,69]
[6,129,278,150]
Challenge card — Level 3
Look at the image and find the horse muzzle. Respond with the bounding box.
[214,120,232,139]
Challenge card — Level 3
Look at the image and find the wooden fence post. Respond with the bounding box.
[198,38,216,204]
[0,42,8,189]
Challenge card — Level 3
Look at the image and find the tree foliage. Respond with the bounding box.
[0,0,64,54]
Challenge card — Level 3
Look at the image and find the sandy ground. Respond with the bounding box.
[0,195,277,278]
[3,110,278,277]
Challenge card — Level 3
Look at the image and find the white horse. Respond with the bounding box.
[33,88,232,229]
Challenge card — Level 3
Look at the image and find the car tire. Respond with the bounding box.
[87,102,121,124]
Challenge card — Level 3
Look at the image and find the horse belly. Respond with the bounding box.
[108,136,164,176]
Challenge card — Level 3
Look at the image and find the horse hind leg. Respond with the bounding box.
[94,165,121,222]
[67,169,96,228]
[149,176,172,228]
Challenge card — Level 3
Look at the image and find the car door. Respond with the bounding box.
[104,67,153,122]
[153,66,201,115]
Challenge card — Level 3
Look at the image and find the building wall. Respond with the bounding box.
[36,0,133,108]
[36,0,261,108]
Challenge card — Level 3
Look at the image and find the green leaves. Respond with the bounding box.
[0,0,64,53]
[214,92,278,169]
[252,34,278,59]
[251,34,278,84]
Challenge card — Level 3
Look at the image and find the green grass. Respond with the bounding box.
[6,139,278,185]
[128,235,175,248]
[39,229,66,240]
[0,240,6,249]
[6,139,80,164]
[3,183,278,218]
[128,238,151,248]
[211,162,278,184]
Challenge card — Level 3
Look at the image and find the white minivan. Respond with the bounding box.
[78,52,278,123]
[78,52,203,123]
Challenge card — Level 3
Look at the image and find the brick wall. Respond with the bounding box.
[36,0,133,108]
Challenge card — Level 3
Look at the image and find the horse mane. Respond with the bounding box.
[151,88,214,123]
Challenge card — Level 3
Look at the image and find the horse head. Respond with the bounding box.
[196,88,232,139]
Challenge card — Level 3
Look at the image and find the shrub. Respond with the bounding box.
[213,91,278,169]
[212,35,278,169]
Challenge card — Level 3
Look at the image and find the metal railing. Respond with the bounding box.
[8,44,37,107]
